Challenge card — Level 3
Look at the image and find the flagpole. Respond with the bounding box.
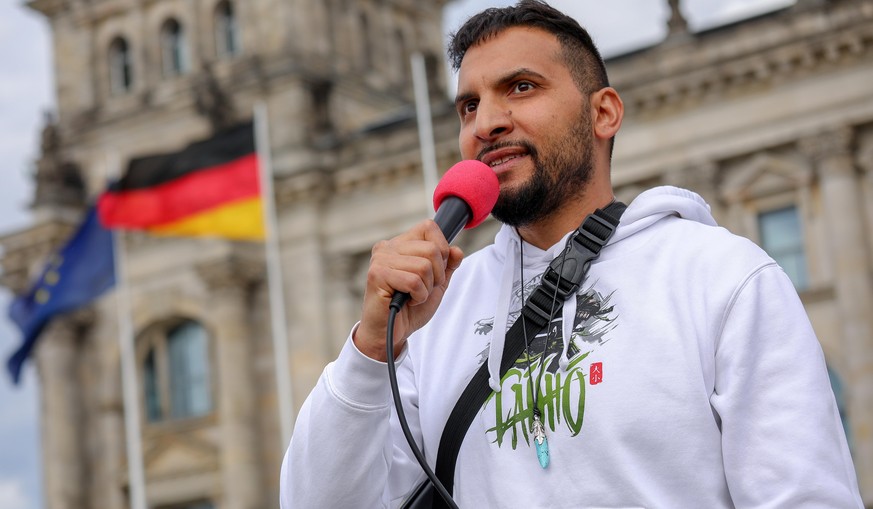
[412,52,439,217]
[105,149,147,509]
[254,101,295,447]
[113,228,147,509]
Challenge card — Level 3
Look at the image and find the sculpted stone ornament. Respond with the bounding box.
[33,112,86,208]
[196,253,265,297]
[667,0,688,35]
[799,127,856,179]
[193,63,237,133]
[800,127,854,161]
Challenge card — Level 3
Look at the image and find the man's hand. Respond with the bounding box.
[353,219,464,361]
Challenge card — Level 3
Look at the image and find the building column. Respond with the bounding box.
[197,256,264,509]
[95,339,125,509]
[802,127,873,498]
[859,143,873,270]
[35,313,89,509]
[324,252,363,358]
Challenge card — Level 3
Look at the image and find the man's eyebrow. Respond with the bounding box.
[454,91,476,110]
[454,67,548,108]
[495,68,547,87]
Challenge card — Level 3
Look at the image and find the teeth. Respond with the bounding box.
[489,154,521,167]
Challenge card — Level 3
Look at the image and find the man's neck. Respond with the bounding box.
[516,189,614,250]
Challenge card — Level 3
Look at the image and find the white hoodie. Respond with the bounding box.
[281,187,862,508]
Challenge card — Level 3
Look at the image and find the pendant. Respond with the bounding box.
[532,412,550,469]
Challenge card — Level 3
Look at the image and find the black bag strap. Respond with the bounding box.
[430,201,626,507]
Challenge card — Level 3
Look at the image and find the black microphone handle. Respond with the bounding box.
[389,196,472,311]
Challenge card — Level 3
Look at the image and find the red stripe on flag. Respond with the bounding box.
[99,153,259,228]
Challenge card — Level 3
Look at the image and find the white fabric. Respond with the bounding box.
[280,186,862,509]
[486,226,518,392]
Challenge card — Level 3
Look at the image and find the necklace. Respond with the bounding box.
[518,239,569,469]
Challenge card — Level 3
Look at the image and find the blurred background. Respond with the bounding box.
[2,0,871,508]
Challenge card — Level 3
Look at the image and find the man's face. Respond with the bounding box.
[455,27,595,227]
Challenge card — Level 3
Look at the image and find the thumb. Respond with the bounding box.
[442,246,464,287]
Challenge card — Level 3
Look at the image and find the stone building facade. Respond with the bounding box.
[0,0,871,508]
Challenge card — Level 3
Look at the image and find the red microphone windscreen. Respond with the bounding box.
[432,160,499,229]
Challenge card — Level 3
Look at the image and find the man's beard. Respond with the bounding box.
[487,115,595,228]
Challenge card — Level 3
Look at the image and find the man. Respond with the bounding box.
[281,1,862,507]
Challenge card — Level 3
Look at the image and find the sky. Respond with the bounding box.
[0,3,52,509]
[0,1,794,508]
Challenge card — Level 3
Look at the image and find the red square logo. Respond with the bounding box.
[590,362,603,385]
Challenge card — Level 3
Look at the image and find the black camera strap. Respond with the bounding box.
[425,201,626,507]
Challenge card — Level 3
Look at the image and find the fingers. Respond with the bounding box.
[446,245,464,275]
[354,220,463,361]
[370,244,443,305]
[369,221,452,304]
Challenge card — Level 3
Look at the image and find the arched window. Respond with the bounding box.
[140,319,213,423]
[143,348,161,422]
[214,1,240,58]
[167,321,212,418]
[160,18,189,77]
[108,36,133,95]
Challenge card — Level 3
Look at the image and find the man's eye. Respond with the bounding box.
[514,82,534,93]
[463,101,478,114]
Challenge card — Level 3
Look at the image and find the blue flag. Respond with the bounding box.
[6,206,115,383]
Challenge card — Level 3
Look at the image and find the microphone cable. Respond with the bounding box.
[386,301,460,509]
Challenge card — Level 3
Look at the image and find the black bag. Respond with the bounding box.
[399,202,625,508]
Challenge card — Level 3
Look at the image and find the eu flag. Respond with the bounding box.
[6,206,115,383]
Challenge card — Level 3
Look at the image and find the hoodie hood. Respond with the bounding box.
[485,185,717,391]
[611,186,717,243]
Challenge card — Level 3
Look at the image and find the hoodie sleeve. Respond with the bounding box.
[710,263,863,508]
[279,328,425,508]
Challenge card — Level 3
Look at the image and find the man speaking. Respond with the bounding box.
[280,1,862,507]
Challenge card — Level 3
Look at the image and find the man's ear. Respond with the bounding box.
[590,87,623,141]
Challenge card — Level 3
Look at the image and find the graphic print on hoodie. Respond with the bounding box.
[475,275,618,450]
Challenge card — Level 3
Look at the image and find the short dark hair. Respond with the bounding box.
[447,0,609,94]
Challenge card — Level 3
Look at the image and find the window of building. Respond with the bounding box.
[214,1,240,58]
[141,319,213,423]
[161,18,189,77]
[143,349,162,422]
[757,205,809,289]
[108,36,133,95]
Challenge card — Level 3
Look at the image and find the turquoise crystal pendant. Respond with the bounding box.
[532,412,550,469]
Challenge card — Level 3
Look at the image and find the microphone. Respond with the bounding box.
[389,160,499,310]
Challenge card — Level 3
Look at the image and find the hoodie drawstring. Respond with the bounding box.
[487,235,519,392]
[559,296,576,371]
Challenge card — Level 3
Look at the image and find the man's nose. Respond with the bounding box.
[473,101,513,142]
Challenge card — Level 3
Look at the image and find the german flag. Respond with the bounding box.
[98,122,264,241]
